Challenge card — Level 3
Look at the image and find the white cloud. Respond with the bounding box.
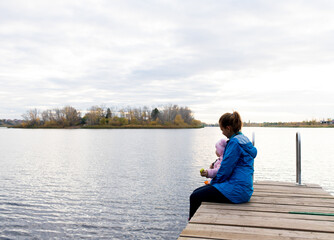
[1,0,334,122]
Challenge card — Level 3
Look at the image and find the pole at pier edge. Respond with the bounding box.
[296,132,301,185]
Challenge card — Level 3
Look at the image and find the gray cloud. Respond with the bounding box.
[1,0,334,122]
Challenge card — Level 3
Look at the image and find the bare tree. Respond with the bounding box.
[22,108,40,126]
[179,106,193,124]
[63,106,81,126]
[85,106,104,125]
[142,106,150,122]
[41,110,52,123]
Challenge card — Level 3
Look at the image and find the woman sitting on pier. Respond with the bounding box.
[189,111,257,220]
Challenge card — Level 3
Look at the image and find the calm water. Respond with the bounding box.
[0,127,333,239]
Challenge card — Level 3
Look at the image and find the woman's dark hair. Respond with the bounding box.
[219,111,242,133]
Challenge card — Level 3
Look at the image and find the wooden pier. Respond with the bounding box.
[179,181,334,240]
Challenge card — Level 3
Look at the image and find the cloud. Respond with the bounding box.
[1,0,334,122]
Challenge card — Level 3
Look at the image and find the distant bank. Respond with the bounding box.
[7,124,204,129]
[243,121,334,128]
[205,120,334,128]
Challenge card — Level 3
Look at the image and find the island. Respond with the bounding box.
[6,104,203,129]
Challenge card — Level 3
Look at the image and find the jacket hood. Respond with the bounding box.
[234,134,257,158]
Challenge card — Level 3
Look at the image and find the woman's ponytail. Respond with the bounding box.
[219,111,242,133]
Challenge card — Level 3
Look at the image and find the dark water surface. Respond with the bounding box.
[0,127,333,239]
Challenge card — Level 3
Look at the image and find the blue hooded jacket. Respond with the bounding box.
[211,132,257,203]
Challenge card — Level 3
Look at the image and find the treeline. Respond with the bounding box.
[244,120,334,128]
[19,104,202,128]
[204,120,334,128]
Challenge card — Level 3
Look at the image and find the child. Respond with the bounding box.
[200,138,227,184]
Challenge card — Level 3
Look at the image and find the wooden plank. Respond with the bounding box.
[179,237,214,240]
[254,183,324,189]
[254,181,322,188]
[190,212,334,233]
[196,207,334,222]
[254,188,332,196]
[201,202,334,214]
[254,185,332,195]
[250,196,334,207]
[180,223,334,240]
[253,191,334,199]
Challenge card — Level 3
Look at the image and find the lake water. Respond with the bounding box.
[0,127,333,239]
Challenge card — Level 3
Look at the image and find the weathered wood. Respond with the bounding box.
[254,181,322,188]
[180,223,334,240]
[202,202,334,214]
[196,207,334,222]
[250,196,334,207]
[253,191,334,199]
[191,212,334,233]
[178,237,216,240]
[178,237,218,240]
[178,181,334,240]
[254,184,332,195]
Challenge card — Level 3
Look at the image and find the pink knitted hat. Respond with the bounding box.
[215,138,227,156]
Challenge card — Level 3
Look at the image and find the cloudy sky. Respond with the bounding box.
[1,0,334,123]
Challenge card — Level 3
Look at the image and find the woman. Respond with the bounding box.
[189,111,257,220]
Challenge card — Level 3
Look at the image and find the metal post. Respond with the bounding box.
[296,132,301,185]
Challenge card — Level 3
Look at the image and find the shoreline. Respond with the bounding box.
[206,124,334,128]
[244,125,334,128]
[6,125,204,129]
[3,125,334,129]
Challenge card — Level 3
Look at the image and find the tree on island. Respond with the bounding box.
[106,108,112,124]
[151,108,160,121]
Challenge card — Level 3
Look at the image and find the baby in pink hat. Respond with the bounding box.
[200,138,227,184]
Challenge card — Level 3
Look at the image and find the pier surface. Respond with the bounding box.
[179,181,334,240]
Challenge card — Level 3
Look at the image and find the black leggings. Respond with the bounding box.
[189,184,231,220]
